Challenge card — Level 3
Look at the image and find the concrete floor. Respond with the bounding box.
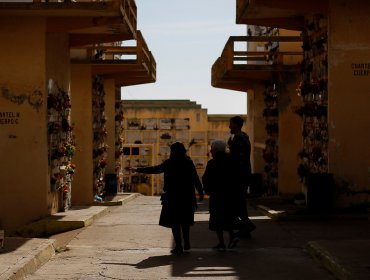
[2,194,370,280]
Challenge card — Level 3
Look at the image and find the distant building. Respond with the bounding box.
[120,99,246,194]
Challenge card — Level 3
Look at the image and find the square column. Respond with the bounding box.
[0,17,70,231]
[278,73,302,194]
[70,65,94,205]
[328,0,370,201]
[248,84,267,174]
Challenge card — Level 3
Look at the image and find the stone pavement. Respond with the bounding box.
[252,198,370,280]
[0,193,139,280]
[0,193,369,280]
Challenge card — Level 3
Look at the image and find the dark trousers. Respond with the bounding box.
[171,224,190,249]
[237,185,256,236]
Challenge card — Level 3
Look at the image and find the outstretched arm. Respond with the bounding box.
[129,162,166,174]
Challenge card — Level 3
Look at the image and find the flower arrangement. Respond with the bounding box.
[115,101,125,184]
[65,144,76,157]
[92,76,108,197]
[295,15,328,181]
[66,163,76,175]
[63,184,70,194]
[47,81,76,211]
[262,81,279,195]
[99,159,107,168]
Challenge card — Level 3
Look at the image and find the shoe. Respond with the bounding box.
[170,247,183,255]
[212,244,226,252]
[228,236,239,249]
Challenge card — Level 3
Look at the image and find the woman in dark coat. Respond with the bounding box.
[202,140,240,251]
[130,142,204,255]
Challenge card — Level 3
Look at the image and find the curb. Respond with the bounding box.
[256,204,288,219]
[12,206,110,238]
[120,193,141,205]
[1,238,55,280]
[255,203,369,221]
[256,202,369,279]
[93,193,141,206]
[11,193,142,238]
[305,241,351,280]
[0,193,142,280]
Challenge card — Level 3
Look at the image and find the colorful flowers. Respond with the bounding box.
[63,184,70,194]
[65,144,76,157]
[47,82,75,211]
[66,163,76,175]
[99,159,107,168]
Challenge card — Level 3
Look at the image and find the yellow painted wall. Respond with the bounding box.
[278,73,302,194]
[70,65,94,205]
[207,116,234,143]
[328,0,370,202]
[0,17,48,231]
[123,106,209,151]
[277,30,303,194]
[279,29,302,65]
[247,89,256,169]
[123,107,208,132]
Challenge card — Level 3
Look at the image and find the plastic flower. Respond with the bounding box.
[99,159,107,168]
[65,144,76,157]
[63,184,70,193]
[66,163,76,175]
[57,145,66,156]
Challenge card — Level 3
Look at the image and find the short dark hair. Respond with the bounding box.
[230,116,244,128]
[170,142,186,155]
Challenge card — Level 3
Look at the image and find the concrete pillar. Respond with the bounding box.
[246,89,255,170]
[0,17,69,230]
[70,65,94,205]
[278,73,303,194]
[328,0,370,201]
[0,17,48,231]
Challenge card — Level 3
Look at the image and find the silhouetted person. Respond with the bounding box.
[130,142,204,254]
[228,116,256,238]
[202,140,241,251]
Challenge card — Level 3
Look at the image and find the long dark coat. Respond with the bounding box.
[227,132,256,233]
[137,157,203,228]
[202,153,241,231]
[227,131,252,186]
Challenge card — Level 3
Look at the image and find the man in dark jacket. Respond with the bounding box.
[228,116,256,238]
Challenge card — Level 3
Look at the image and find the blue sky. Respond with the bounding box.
[121,0,247,115]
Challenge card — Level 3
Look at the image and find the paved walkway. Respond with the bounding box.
[1,194,369,279]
